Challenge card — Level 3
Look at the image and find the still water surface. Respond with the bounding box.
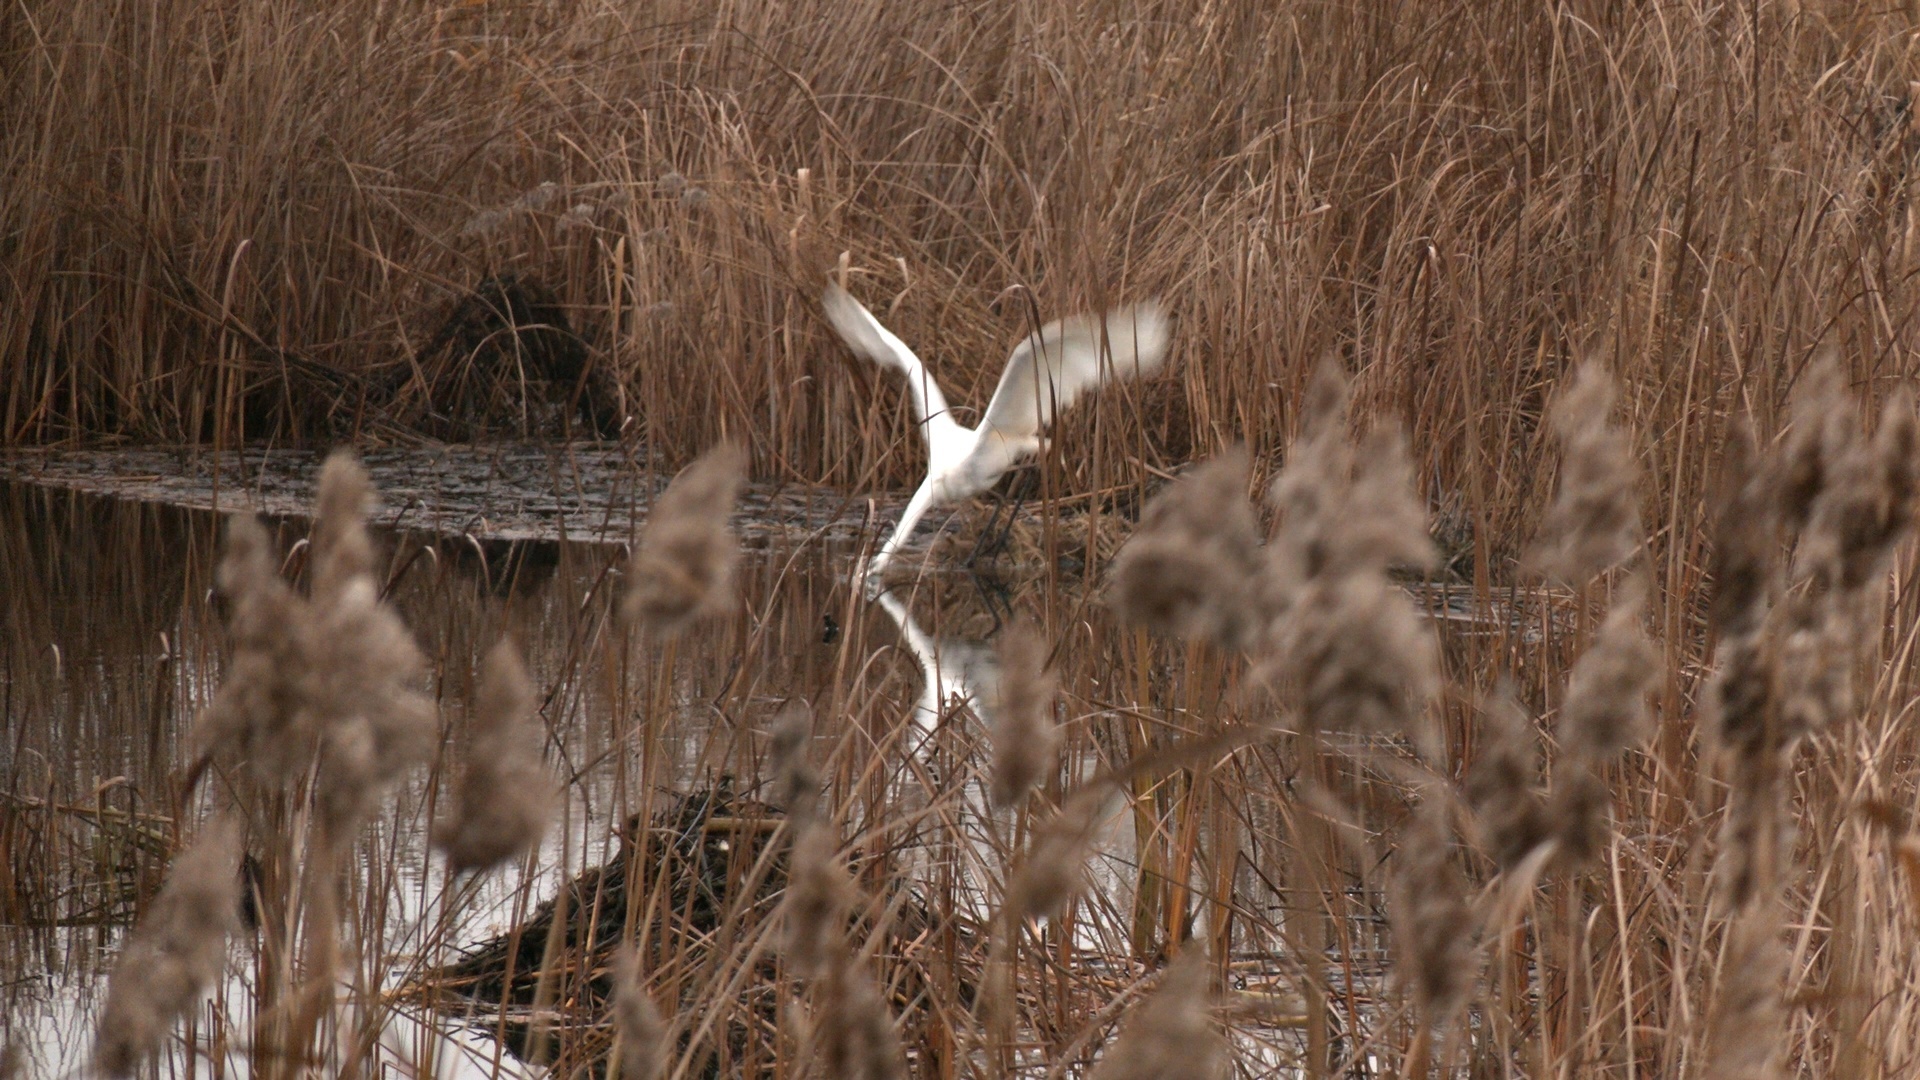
[0,451,1171,1076]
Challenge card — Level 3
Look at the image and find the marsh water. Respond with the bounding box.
[0,445,1536,1077]
[0,445,1183,1076]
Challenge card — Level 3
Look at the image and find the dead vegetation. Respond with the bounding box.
[8,0,1920,1077]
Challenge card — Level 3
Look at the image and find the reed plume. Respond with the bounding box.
[1262,363,1437,739]
[1004,789,1107,924]
[1388,797,1475,1028]
[813,953,907,1080]
[1107,448,1267,649]
[192,451,435,846]
[769,699,821,821]
[1702,421,1788,906]
[779,793,906,1080]
[304,452,436,845]
[94,818,242,1077]
[434,639,557,874]
[784,816,852,980]
[1772,354,1852,534]
[1526,362,1641,586]
[1558,578,1658,761]
[194,513,324,785]
[1465,681,1550,870]
[622,442,747,634]
[611,947,668,1080]
[987,620,1059,810]
[1706,910,1787,1080]
[1546,578,1656,867]
[1088,950,1225,1080]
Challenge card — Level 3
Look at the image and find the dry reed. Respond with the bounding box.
[93,817,241,1076]
[1105,448,1265,649]
[434,639,556,874]
[986,620,1059,810]
[1087,950,1225,1080]
[611,948,669,1080]
[622,443,747,635]
[18,0,1920,1073]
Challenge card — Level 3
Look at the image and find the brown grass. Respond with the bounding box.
[10,1,1920,1077]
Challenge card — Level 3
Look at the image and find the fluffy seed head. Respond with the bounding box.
[307,542,436,846]
[1706,910,1787,1080]
[1774,353,1853,533]
[310,451,377,603]
[1465,682,1551,870]
[1558,578,1659,761]
[1388,799,1476,1025]
[987,621,1059,810]
[768,699,820,821]
[1005,791,1106,924]
[1797,389,1919,593]
[94,819,242,1077]
[434,640,557,874]
[1108,448,1269,649]
[1089,950,1226,1080]
[623,443,747,634]
[1526,362,1641,586]
[814,955,907,1080]
[1267,362,1432,581]
[1265,571,1438,739]
[195,514,324,785]
[1545,756,1612,869]
[1716,746,1787,909]
[784,818,851,979]
[612,948,668,1080]
[1707,422,1777,638]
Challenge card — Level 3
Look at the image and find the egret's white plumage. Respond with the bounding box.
[823,284,1169,592]
[873,588,1001,737]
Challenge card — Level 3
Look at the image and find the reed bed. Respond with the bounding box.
[8,0,1920,1076]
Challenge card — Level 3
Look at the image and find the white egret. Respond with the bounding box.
[873,587,1001,739]
[822,284,1170,593]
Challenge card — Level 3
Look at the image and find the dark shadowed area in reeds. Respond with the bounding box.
[10,0,1920,1077]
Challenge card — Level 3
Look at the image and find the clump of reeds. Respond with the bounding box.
[1088,950,1225,1080]
[434,639,557,874]
[986,620,1059,810]
[94,818,242,1077]
[622,443,748,634]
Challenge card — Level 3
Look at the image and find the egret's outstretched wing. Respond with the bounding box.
[979,300,1169,440]
[823,285,962,447]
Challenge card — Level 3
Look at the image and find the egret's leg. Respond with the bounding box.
[859,479,941,596]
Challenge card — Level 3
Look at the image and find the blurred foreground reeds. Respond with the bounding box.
[10,0,1920,1076]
